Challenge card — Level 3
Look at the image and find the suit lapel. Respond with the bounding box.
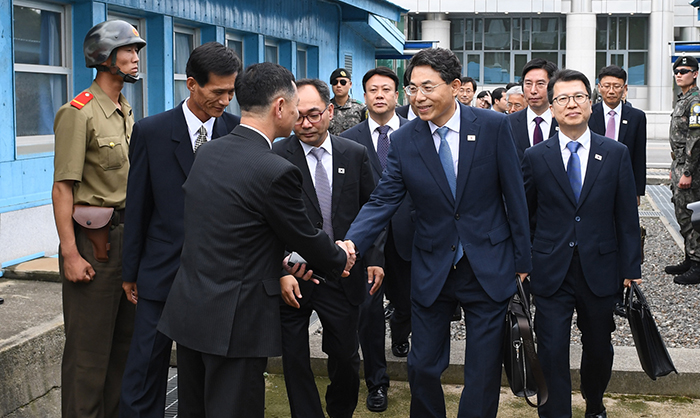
[513,111,530,151]
[578,134,607,207]
[618,104,629,144]
[331,135,347,219]
[455,106,479,205]
[544,134,578,206]
[172,104,195,177]
[413,121,455,203]
[211,115,230,139]
[549,118,559,138]
[287,136,322,217]
[357,121,383,176]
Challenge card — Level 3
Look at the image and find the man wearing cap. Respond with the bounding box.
[667,55,700,285]
[328,68,367,135]
[52,20,145,418]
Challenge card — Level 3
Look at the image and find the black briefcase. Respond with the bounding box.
[625,282,678,380]
[503,277,548,407]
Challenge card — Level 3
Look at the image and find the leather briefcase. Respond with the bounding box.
[503,277,548,407]
[72,205,114,262]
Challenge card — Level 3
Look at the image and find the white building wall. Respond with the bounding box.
[0,205,58,265]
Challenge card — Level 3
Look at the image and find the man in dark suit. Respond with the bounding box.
[522,69,642,418]
[157,63,355,418]
[589,65,647,203]
[344,48,532,418]
[272,78,376,418]
[508,58,559,160]
[342,66,413,412]
[120,42,241,418]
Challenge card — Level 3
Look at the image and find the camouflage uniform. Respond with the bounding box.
[670,85,700,261]
[329,97,366,135]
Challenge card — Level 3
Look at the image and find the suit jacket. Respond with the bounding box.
[508,109,559,161]
[341,117,415,261]
[122,103,239,301]
[522,132,642,298]
[158,125,347,357]
[396,104,410,119]
[345,104,532,306]
[589,102,647,196]
[272,134,376,306]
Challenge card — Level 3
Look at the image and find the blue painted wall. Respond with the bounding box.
[0,0,402,213]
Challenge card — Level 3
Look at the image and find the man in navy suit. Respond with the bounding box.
[120,42,241,417]
[588,65,647,203]
[344,48,531,418]
[509,58,559,161]
[342,66,413,412]
[522,69,642,418]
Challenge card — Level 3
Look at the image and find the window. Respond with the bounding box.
[174,26,197,105]
[225,33,244,115]
[297,47,307,79]
[596,16,648,85]
[265,39,278,64]
[108,14,146,120]
[13,1,70,155]
[450,16,566,85]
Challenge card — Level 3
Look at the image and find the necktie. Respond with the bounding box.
[194,125,207,152]
[605,110,616,139]
[533,116,544,145]
[376,125,391,170]
[436,126,463,266]
[566,141,582,202]
[310,147,334,241]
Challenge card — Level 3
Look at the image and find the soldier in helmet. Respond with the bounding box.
[666,55,700,285]
[328,68,367,135]
[52,20,145,418]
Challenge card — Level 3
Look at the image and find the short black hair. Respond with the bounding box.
[362,66,399,92]
[547,69,592,104]
[460,76,477,91]
[597,65,627,84]
[492,87,507,101]
[477,90,491,99]
[235,62,296,112]
[186,42,242,87]
[406,48,462,86]
[505,82,519,90]
[295,78,331,105]
[521,58,558,81]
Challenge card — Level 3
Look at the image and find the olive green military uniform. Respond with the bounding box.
[670,85,700,262]
[54,81,135,418]
[329,97,367,135]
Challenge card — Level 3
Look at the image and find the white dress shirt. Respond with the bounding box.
[526,107,554,146]
[182,98,215,151]
[367,113,401,152]
[300,133,333,189]
[602,101,622,141]
[240,123,273,149]
[429,103,461,177]
[560,128,592,183]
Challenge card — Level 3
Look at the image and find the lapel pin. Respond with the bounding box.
[338,168,345,174]
[467,135,476,142]
[622,120,628,125]
[595,154,602,161]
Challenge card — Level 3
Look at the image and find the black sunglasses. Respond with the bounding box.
[331,79,348,86]
[674,68,695,75]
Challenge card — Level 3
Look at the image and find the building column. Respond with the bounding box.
[421,13,450,50]
[648,0,675,112]
[566,0,596,85]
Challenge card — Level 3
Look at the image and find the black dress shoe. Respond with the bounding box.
[391,341,409,357]
[366,385,388,412]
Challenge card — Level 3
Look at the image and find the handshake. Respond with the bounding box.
[284,240,357,284]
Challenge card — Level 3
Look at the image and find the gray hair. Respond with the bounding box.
[506,85,524,100]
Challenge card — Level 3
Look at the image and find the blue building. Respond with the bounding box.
[1,0,405,266]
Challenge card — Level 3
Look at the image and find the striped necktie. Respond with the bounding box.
[310,147,334,241]
[194,125,207,152]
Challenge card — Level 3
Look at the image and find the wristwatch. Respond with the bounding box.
[684,170,692,177]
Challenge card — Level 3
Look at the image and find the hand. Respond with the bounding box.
[336,240,357,277]
[282,255,317,283]
[624,278,642,288]
[122,282,138,305]
[367,266,385,295]
[517,272,529,282]
[679,174,692,189]
[280,275,302,308]
[62,252,95,283]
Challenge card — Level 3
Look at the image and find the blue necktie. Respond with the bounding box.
[310,147,334,241]
[437,126,463,266]
[566,141,582,202]
[376,125,391,170]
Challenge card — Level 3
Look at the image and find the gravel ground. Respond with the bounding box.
[450,195,700,349]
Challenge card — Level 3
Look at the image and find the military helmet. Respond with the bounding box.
[83,20,146,68]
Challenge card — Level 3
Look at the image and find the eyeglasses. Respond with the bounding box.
[331,79,348,86]
[404,83,445,96]
[552,93,590,106]
[295,104,330,125]
[599,83,624,90]
[674,68,695,75]
[507,102,524,110]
